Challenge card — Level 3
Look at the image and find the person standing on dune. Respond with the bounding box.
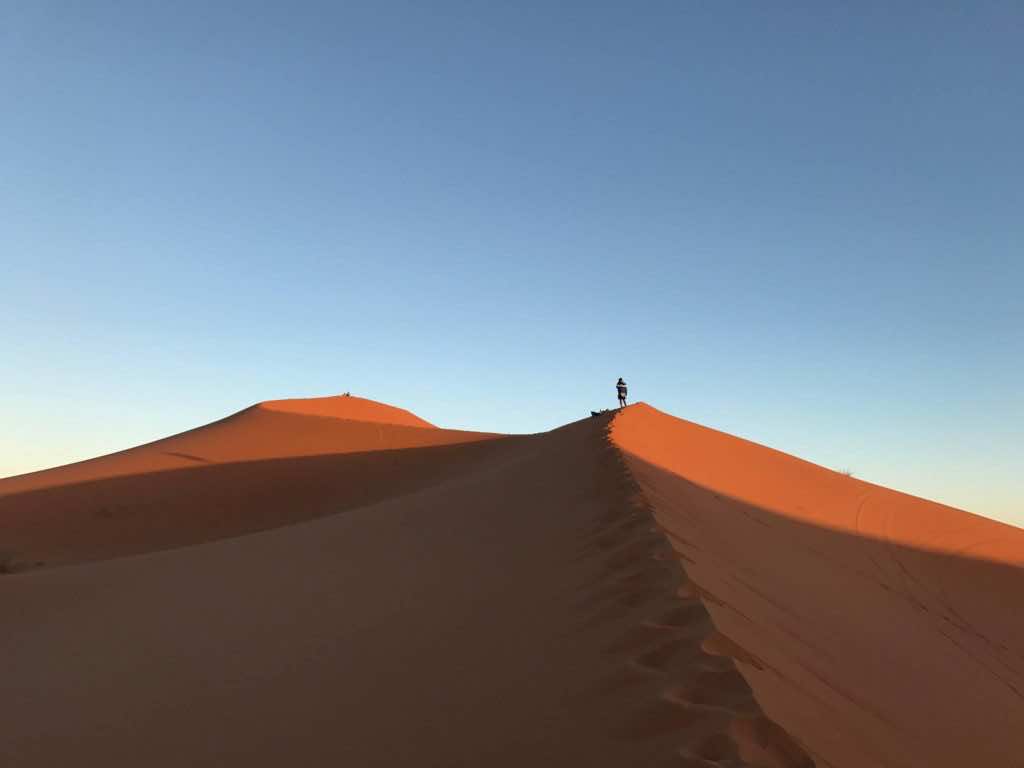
[616,378,628,408]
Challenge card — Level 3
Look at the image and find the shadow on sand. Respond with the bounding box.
[622,451,1024,768]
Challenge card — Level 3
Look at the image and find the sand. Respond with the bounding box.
[613,403,1024,767]
[1,397,1020,766]
[0,397,497,566]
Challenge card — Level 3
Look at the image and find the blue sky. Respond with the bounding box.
[2,2,1021,526]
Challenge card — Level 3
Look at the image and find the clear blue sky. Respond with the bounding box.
[3,2,1021,526]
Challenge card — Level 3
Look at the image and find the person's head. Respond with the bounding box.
[617,377,624,383]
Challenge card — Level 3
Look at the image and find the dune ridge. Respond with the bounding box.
[257,394,438,427]
[2,397,1020,766]
[0,396,469,497]
[611,403,1024,768]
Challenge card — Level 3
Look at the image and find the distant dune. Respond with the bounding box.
[1,397,1021,767]
[258,394,438,428]
[0,396,497,566]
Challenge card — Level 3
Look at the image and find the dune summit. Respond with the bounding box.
[2,397,1022,767]
[258,394,438,427]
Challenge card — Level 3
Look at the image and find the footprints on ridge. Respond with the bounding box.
[578,486,812,767]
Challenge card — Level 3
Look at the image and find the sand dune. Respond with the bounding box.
[0,396,482,495]
[613,403,1024,767]
[2,397,1020,766]
[258,393,438,427]
[0,396,498,567]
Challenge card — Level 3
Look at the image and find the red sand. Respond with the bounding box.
[259,394,437,427]
[0,396,497,565]
[0,396,472,496]
[613,403,1024,767]
[2,397,1021,767]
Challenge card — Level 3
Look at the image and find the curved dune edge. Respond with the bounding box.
[256,395,438,428]
[598,418,815,768]
[611,403,1024,768]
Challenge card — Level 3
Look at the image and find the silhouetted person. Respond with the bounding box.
[616,378,628,408]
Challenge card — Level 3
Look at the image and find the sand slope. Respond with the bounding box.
[1,403,773,767]
[0,396,497,567]
[613,403,1024,768]
[0,396,472,495]
[3,397,1019,766]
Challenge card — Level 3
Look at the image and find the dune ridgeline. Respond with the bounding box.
[1,396,1021,767]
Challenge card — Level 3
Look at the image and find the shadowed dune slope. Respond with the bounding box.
[612,403,1024,768]
[0,411,785,767]
[0,397,498,567]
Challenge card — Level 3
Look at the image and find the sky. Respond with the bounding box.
[2,2,1021,526]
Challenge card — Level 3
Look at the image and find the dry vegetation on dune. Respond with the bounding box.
[2,396,1021,767]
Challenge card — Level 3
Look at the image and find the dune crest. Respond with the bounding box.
[257,394,437,428]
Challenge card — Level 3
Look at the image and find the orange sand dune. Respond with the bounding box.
[613,403,1024,768]
[259,394,437,427]
[0,396,498,567]
[2,397,1021,767]
[0,396,479,496]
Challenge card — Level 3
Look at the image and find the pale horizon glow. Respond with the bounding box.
[2,3,1021,527]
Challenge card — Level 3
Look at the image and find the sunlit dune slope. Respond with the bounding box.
[0,396,498,567]
[612,402,1024,768]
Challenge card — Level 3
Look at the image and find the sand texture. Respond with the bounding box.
[2,398,1020,766]
[613,403,1024,767]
